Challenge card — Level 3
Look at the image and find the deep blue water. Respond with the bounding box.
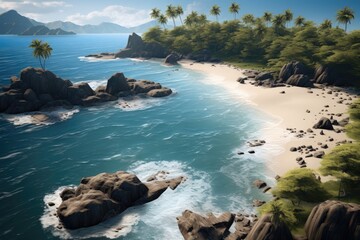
[0,34,277,239]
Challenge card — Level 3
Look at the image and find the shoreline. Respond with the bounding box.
[179,59,356,177]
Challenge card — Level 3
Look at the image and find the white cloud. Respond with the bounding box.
[0,0,71,12]
[66,5,151,27]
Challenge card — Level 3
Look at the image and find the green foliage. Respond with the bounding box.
[349,99,360,120]
[144,6,358,82]
[259,199,297,227]
[336,7,355,32]
[320,143,360,183]
[229,2,240,20]
[29,39,52,71]
[272,169,329,205]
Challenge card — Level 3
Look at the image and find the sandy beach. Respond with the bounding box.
[179,60,357,178]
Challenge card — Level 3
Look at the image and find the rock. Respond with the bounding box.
[115,33,169,58]
[313,117,334,130]
[23,88,38,102]
[307,128,313,133]
[253,180,267,189]
[48,202,55,207]
[19,67,72,98]
[5,99,40,114]
[313,151,325,158]
[0,91,23,111]
[247,214,293,240]
[275,175,281,181]
[248,140,266,147]
[304,201,360,240]
[279,61,312,82]
[248,150,255,154]
[131,80,161,94]
[57,171,183,229]
[164,53,179,65]
[237,77,247,84]
[320,130,325,135]
[177,210,235,240]
[296,157,303,162]
[286,74,313,88]
[338,117,350,127]
[280,91,285,94]
[40,100,73,110]
[38,94,54,104]
[237,152,244,155]
[106,72,130,95]
[262,187,271,193]
[147,88,172,97]
[255,72,273,81]
[314,65,347,86]
[253,199,266,207]
[290,147,297,152]
[321,144,328,149]
[67,82,95,105]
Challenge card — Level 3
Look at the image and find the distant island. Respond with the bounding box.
[0,10,160,35]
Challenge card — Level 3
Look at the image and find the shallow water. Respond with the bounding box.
[0,34,279,239]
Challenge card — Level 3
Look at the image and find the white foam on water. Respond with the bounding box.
[86,80,107,90]
[2,108,79,126]
[78,56,119,63]
[129,58,147,62]
[0,151,22,160]
[128,160,218,239]
[115,96,164,112]
[40,186,140,239]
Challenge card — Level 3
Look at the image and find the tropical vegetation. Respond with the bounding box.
[145,4,358,85]
[29,39,53,71]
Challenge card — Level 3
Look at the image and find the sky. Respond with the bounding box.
[0,0,359,30]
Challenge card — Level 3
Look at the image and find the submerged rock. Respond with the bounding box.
[57,171,184,229]
[304,200,360,240]
[164,53,180,65]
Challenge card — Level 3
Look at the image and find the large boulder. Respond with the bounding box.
[105,72,130,95]
[67,82,95,105]
[313,117,334,130]
[247,214,293,240]
[19,67,72,99]
[23,88,38,102]
[286,74,313,87]
[57,171,183,229]
[164,53,179,65]
[5,99,40,114]
[177,210,235,240]
[255,72,274,81]
[304,201,360,240]
[115,33,169,59]
[279,61,312,82]
[0,91,23,112]
[147,88,172,97]
[131,80,161,94]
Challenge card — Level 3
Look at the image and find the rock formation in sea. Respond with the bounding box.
[115,32,169,59]
[0,67,172,114]
[57,171,184,229]
[164,53,180,65]
[304,200,360,240]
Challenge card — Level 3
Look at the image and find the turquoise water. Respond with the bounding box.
[0,34,277,239]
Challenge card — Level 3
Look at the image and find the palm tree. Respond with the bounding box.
[336,7,355,32]
[263,12,272,27]
[176,5,184,25]
[158,14,168,30]
[166,4,177,27]
[295,16,305,27]
[199,14,207,26]
[210,5,221,22]
[229,2,240,20]
[283,9,293,27]
[254,22,267,38]
[185,11,199,27]
[242,14,255,26]
[29,39,52,71]
[150,8,160,20]
[272,14,286,33]
[320,19,332,30]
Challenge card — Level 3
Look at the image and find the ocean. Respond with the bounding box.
[0,34,279,239]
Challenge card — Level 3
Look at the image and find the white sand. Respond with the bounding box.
[179,60,357,178]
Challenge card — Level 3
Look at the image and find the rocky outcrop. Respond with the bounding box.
[304,200,360,240]
[164,53,180,65]
[177,210,235,240]
[57,171,184,229]
[0,68,172,114]
[314,65,348,86]
[247,214,293,240]
[115,33,169,59]
[313,117,334,130]
[279,61,312,82]
[286,74,313,87]
[255,72,274,81]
